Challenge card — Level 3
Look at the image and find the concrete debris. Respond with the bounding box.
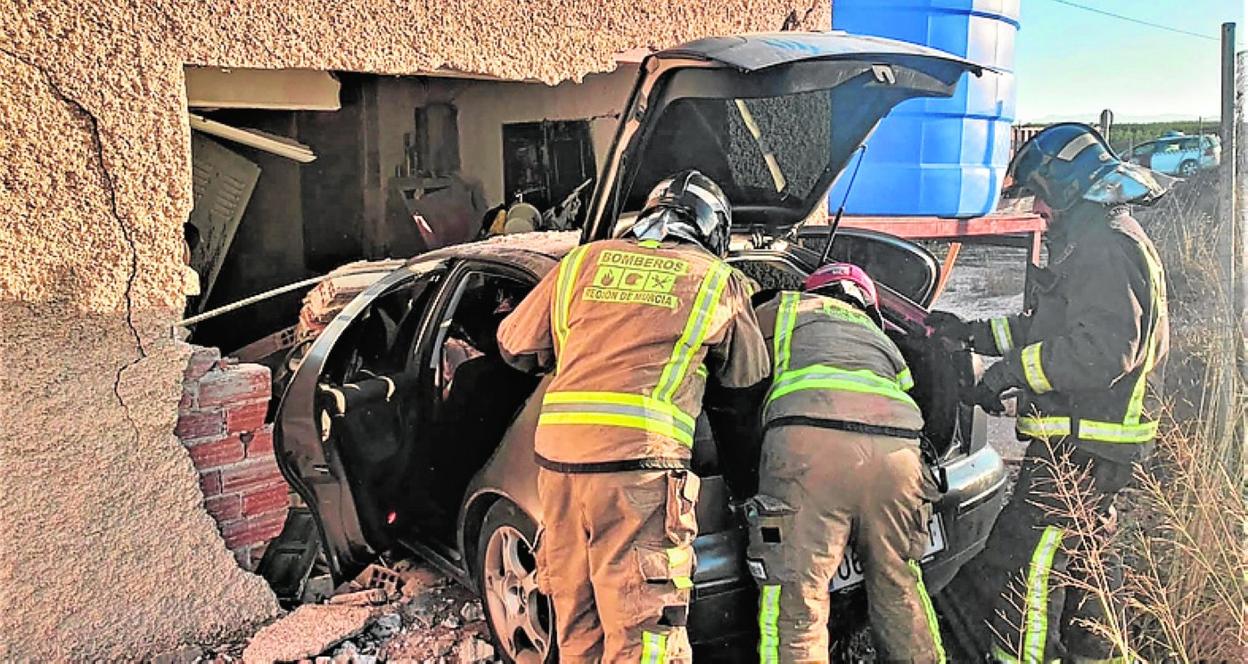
[298,261,404,339]
[369,613,403,641]
[331,640,358,664]
[459,601,485,624]
[242,604,371,664]
[327,588,391,606]
[455,636,495,664]
[224,558,489,663]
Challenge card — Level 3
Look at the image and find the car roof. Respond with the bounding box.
[412,231,577,277]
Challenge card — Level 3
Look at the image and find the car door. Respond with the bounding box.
[1150,140,1182,174]
[274,260,445,582]
[402,260,540,548]
[1130,142,1156,168]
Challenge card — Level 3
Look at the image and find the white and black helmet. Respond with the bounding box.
[630,170,732,257]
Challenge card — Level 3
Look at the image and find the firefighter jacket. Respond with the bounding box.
[756,291,924,435]
[498,237,770,472]
[967,206,1169,464]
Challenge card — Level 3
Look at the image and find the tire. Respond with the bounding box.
[1179,159,1199,177]
[474,500,556,664]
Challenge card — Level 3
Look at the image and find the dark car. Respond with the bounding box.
[274,32,1007,661]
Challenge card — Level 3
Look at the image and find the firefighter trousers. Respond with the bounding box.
[746,426,945,664]
[535,467,699,664]
[941,437,1133,663]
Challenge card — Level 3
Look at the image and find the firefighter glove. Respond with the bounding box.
[971,361,1016,415]
[926,310,972,348]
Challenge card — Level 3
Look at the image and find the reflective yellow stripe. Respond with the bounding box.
[640,631,667,664]
[552,245,591,371]
[773,291,801,374]
[991,317,1014,353]
[672,576,693,590]
[908,560,946,664]
[1016,416,1072,439]
[666,546,692,568]
[538,412,693,447]
[1125,237,1167,424]
[768,364,918,407]
[990,644,1021,664]
[897,367,914,391]
[1022,527,1064,663]
[1079,419,1158,443]
[1017,416,1157,444]
[695,364,708,379]
[1021,343,1054,394]
[758,584,781,663]
[543,391,695,428]
[654,261,731,402]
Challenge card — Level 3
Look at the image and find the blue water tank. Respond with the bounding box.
[827,0,1019,218]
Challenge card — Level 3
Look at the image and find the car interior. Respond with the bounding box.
[315,268,539,551]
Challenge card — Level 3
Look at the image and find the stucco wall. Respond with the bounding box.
[0,1,828,659]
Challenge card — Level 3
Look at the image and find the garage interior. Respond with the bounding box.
[183,65,633,355]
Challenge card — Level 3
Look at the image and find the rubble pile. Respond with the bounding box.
[193,559,495,664]
[297,260,405,339]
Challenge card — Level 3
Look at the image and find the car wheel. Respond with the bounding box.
[474,499,555,664]
[1179,159,1198,177]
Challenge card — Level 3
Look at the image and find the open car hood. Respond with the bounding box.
[584,32,989,239]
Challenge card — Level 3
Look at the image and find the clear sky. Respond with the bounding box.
[1014,0,1245,123]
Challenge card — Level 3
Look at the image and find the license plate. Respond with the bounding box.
[829,513,946,592]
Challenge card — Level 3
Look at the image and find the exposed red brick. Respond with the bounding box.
[198,365,271,408]
[221,510,287,549]
[204,494,242,521]
[187,435,245,469]
[246,425,275,458]
[199,470,222,497]
[225,400,268,434]
[178,388,195,411]
[175,409,224,440]
[185,346,221,380]
[242,485,290,516]
[220,459,284,494]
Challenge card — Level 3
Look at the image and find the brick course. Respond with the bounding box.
[178,346,290,570]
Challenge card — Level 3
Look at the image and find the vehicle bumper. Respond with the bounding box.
[686,443,1007,645]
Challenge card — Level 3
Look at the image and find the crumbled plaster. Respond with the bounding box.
[0,0,828,659]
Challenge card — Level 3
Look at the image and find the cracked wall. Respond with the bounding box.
[0,0,828,658]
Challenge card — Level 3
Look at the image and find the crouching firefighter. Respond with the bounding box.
[929,123,1172,664]
[497,170,770,663]
[748,263,946,664]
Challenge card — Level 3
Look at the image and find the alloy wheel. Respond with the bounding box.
[482,524,552,663]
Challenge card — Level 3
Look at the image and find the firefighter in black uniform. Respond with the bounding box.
[929,123,1174,664]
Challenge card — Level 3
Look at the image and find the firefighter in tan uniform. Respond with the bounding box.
[747,263,945,664]
[498,170,769,663]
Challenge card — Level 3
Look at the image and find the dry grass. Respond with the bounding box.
[1014,174,1248,662]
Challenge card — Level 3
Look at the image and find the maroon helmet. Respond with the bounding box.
[804,262,882,326]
